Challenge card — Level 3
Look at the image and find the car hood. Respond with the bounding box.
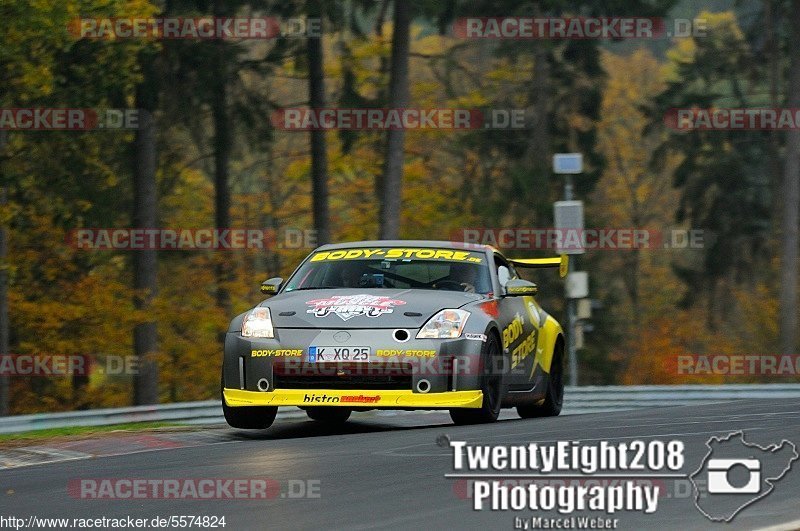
[262,288,483,329]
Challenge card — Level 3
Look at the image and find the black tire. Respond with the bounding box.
[449,333,503,425]
[221,376,278,429]
[517,341,564,418]
[306,407,352,424]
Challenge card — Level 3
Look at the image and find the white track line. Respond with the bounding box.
[754,519,800,531]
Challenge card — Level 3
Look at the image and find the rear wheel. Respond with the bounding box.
[221,376,278,429]
[517,341,564,418]
[449,333,503,425]
[306,407,352,424]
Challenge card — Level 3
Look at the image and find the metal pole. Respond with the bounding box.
[564,174,574,202]
[564,175,578,386]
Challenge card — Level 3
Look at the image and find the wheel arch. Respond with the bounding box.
[485,323,502,351]
[538,316,564,374]
[484,322,508,375]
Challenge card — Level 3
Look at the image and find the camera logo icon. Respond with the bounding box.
[690,431,798,522]
[706,458,760,494]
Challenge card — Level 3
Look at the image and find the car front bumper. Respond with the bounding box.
[223,388,484,409]
[223,329,487,396]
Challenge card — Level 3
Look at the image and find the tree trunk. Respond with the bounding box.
[525,0,551,178]
[0,209,7,415]
[132,58,159,405]
[766,0,785,295]
[379,0,411,240]
[0,129,8,414]
[527,42,551,173]
[307,0,330,245]
[781,0,800,356]
[625,249,641,327]
[212,1,232,315]
[212,53,232,314]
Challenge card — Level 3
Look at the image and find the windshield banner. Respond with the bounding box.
[309,248,484,263]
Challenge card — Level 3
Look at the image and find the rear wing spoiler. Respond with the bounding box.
[508,255,569,278]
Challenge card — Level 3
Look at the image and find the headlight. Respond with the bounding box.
[241,307,274,338]
[416,309,470,339]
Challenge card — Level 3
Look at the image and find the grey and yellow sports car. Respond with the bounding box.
[221,240,567,429]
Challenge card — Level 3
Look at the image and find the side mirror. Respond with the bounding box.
[504,278,538,297]
[260,277,283,295]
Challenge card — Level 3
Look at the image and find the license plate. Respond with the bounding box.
[308,346,371,362]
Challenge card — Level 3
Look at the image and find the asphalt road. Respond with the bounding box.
[1,399,799,530]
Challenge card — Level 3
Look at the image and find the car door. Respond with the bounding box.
[494,254,542,390]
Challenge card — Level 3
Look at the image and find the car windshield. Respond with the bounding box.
[284,247,492,294]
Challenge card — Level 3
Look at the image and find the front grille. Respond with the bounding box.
[273,362,413,390]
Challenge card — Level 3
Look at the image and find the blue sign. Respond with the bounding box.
[553,153,583,174]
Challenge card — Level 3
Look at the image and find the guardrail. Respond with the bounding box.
[562,384,800,414]
[1,384,799,435]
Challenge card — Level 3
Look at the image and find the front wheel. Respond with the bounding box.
[450,333,503,425]
[517,342,564,418]
[306,407,352,424]
[221,376,278,429]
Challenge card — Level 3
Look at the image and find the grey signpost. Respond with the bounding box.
[553,154,585,387]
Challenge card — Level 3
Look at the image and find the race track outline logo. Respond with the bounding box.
[689,431,798,522]
[305,294,406,321]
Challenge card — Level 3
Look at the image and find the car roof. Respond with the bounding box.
[314,240,498,254]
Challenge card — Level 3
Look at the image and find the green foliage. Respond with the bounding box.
[647,12,772,310]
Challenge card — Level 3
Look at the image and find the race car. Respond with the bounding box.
[221,240,567,429]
